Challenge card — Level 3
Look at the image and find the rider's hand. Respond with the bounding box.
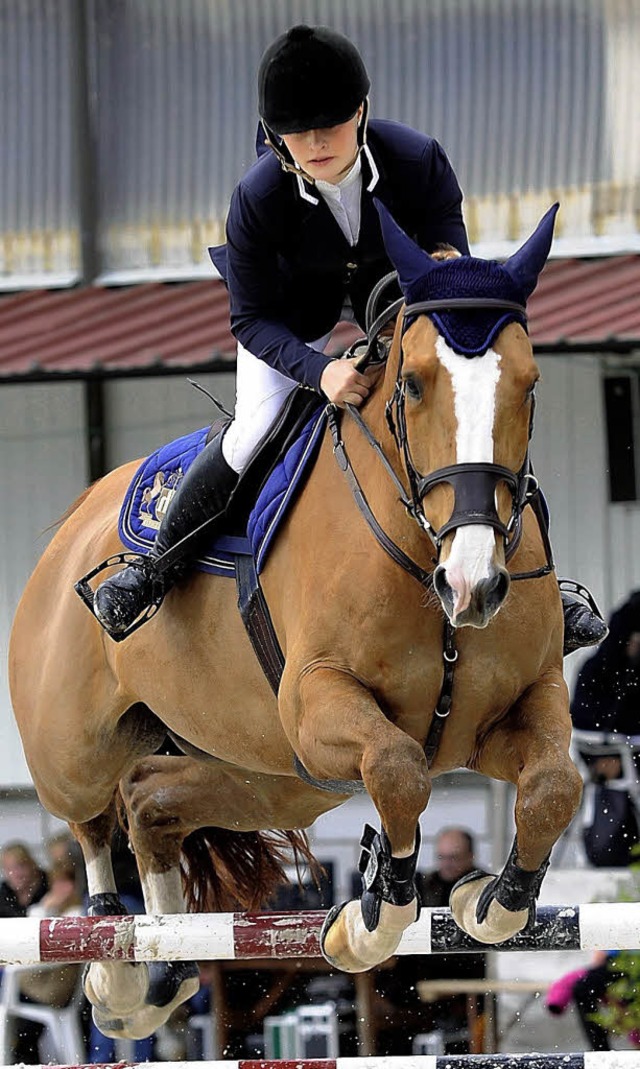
[320,358,381,408]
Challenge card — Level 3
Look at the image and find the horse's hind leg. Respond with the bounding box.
[70,801,151,1023]
[112,752,337,1039]
[74,760,202,1042]
[105,759,201,1040]
[450,670,583,944]
[281,667,431,973]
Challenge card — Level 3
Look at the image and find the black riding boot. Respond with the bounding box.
[562,591,608,657]
[529,490,608,656]
[93,430,238,637]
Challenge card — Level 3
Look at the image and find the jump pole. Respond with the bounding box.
[1,903,639,965]
[1,1055,639,1069]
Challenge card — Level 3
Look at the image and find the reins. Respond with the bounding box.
[330,290,555,767]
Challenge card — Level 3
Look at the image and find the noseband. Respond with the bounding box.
[386,296,536,563]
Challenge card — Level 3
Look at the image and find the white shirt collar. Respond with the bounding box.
[315,153,362,200]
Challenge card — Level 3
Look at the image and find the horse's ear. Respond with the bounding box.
[503,203,559,299]
[374,198,438,296]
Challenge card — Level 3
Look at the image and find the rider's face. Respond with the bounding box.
[282,107,362,184]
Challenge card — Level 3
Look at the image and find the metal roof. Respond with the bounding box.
[0,256,639,382]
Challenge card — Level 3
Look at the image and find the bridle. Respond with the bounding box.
[333,292,553,584]
[386,297,539,565]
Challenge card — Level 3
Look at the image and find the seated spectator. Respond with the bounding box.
[0,841,48,918]
[19,857,84,1007]
[571,591,640,866]
[45,831,87,894]
[1,853,83,1063]
[0,843,50,1062]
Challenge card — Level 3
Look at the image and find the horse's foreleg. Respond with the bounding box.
[284,667,431,972]
[70,804,151,1024]
[450,672,582,944]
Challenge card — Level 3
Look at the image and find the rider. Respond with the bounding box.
[92,23,606,656]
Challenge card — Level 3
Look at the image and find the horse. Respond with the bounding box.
[8,201,583,1040]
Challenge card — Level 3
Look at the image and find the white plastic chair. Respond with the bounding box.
[0,963,85,1064]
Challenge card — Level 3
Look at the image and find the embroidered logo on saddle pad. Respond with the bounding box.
[118,409,327,577]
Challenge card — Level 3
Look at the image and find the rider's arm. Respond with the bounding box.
[225,182,334,393]
[413,138,470,257]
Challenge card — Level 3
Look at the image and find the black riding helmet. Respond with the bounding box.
[258,24,370,135]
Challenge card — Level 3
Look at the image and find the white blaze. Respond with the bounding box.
[435,335,502,602]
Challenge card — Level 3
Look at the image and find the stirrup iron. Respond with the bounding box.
[75,553,166,641]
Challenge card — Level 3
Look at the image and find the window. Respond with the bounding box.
[603,374,639,502]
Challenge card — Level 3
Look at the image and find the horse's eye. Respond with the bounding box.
[403,375,423,401]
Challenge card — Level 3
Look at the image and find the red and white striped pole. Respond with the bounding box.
[1,903,639,966]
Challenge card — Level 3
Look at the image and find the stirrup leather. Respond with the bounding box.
[75,553,166,642]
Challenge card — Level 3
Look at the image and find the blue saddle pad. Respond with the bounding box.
[118,407,327,577]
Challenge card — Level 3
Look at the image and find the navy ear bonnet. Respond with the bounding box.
[374,200,559,358]
[403,258,527,357]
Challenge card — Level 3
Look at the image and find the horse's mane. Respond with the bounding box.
[43,480,102,535]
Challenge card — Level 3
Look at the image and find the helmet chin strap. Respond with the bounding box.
[261,96,371,187]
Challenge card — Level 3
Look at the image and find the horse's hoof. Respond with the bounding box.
[321,898,416,972]
[84,962,149,1016]
[321,903,368,972]
[96,971,201,1040]
[450,874,528,944]
[91,1007,136,1041]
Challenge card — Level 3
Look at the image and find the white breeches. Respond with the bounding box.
[221,336,331,473]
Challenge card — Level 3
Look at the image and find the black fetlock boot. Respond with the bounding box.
[92,430,238,638]
[560,580,609,657]
[474,837,550,933]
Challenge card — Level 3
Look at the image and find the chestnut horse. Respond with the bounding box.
[8,203,582,1039]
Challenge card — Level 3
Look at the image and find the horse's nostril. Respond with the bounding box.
[433,566,453,607]
[482,569,510,612]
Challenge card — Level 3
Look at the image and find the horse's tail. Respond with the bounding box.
[180,825,322,912]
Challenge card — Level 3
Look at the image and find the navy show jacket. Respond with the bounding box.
[210,119,470,393]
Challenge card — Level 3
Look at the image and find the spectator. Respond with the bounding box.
[571,591,640,866]
[417,828,478,905]
[1,853,83,1063]
[546,951,625,1051]
[19,857,84,1007]
[0,842,48,918]
[371,827,485,1055]
[45,831,87,895]
[572,590,640,737]
[0,843,49,1062]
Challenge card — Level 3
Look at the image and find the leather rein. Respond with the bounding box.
[330,292,555,767]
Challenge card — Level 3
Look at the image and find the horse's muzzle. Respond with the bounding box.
[434,565,510,628]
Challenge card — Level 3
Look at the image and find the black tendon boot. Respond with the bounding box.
[358,822,421,932]
[93,430,238,637]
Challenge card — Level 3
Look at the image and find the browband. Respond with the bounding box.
[403,297,527,321]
